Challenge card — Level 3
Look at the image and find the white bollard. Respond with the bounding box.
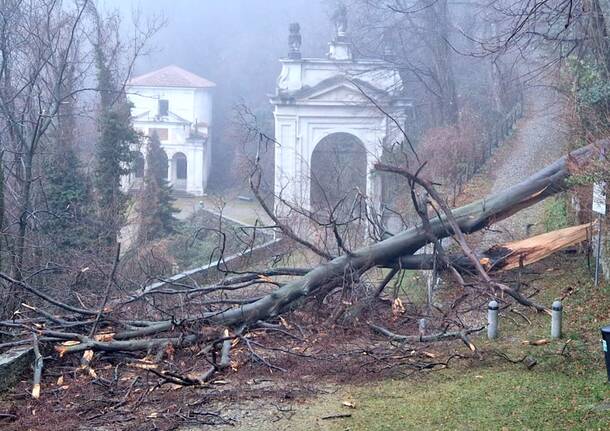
[488,300,499,340]
[551,300,563,339]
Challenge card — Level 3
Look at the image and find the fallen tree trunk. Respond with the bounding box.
[3,143,604,356]
[205,141,607,327]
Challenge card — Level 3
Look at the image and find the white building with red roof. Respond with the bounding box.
[125,65,215,196]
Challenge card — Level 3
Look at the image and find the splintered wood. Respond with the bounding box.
[483,223,593,272]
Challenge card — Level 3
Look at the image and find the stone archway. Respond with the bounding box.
[271,20,410,218]
[171,152,187,190]
[310,132,367,218]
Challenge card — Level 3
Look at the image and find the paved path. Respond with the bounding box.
[174,194,272,226]
[482,84,569,246]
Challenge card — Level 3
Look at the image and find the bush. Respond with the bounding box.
[543,195,569,232]
[417,108,486,200]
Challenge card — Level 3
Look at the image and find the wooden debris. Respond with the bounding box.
[485,223,593,272]
[31,333,43,399]
[393,223,593,275]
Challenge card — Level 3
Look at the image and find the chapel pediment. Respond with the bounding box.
[306,83,370,102]
[278,75,390,104]
[133,110,191,124]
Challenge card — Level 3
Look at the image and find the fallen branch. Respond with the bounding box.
[218,329,232,370]
[0,272,96,316]
[370,324,484,343]
[321,413,352,420]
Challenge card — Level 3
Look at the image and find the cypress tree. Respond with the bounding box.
[93,43,139,246]
[42,148,93,249]
[137,132,178,243]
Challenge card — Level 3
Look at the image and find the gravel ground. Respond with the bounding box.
[482,84,569,246]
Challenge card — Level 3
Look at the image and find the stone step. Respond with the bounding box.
[0,346,34,391]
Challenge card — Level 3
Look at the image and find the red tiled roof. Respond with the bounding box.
[128,65,216,89]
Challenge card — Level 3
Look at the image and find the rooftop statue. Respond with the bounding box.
[288,22,302,59]
[332,3,348,39]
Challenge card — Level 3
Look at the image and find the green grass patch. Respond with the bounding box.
[543,195,569,232]
[394,269,428,306]
[314,366,608,431]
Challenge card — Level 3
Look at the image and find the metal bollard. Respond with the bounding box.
[488,300,499,340]
[601,325,610,382]
[551,300,563,339]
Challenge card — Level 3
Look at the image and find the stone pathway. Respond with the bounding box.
[174,194,272,226]
[482,84,569,246]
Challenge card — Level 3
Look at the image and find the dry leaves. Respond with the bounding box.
[342,401,356,409]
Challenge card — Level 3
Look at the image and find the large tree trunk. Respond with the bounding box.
[206,141,607,327]
[426,0,459,125]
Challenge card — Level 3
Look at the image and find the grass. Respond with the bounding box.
[245,256,610,431]
[315,366,608,431]
[543,194,569,232]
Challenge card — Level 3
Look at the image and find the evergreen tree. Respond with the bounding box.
[93,42,139,246]
[40,58,94,250]
[137,132,178,243]
[94,102,139,245]
[42,149,93,249]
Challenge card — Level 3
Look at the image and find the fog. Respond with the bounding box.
[95,1,526,193]
[103,0,332,188]
[106,0,329,98]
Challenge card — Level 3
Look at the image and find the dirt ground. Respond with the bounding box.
[2,253,607,431]
[0,304,460,431]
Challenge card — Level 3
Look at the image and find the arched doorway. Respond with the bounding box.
[159,149,169,180]
[172,152,187,190]
[133,152,145,179]
[310,132,367,219]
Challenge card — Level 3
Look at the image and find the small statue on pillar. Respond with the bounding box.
[332,3,348,40]
[288,23,302,59]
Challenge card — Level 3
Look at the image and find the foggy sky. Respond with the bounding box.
[99,0,341,189]
[103,0,332,107]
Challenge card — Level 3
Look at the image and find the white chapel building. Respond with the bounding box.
[271,9,410,217]
[124,65,215,196]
